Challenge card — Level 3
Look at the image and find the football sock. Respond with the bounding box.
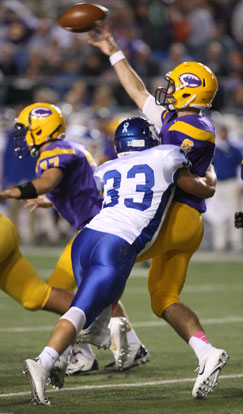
[189,330,214,361]
[126,329,141,345]
[39,346,59,371]
[62,345,72,360]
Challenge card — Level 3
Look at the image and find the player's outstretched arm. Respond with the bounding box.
[177,164,216,199]
[88,23,150,111]
[0,168,64,202]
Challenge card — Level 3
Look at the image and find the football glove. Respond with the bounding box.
[234,211,243,229]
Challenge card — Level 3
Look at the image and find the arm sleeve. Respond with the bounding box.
[142,95,164,129]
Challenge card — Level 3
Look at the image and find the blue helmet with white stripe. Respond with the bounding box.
[114,117,160,156]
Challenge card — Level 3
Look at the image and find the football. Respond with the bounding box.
[57,3,109,33]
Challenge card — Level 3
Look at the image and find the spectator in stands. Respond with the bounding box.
[184,0,217,61]
[160,42,192,75]
[230,0,243,48]
[63,80,89,111]
[132,40,160,77]
[205,125,243,251]
[90,85,119,113]
[205,41,229,77]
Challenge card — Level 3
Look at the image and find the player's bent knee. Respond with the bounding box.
[21,292,48,310]
[21,299,41,311]
[150,291,179,317]
[21,284,52,311]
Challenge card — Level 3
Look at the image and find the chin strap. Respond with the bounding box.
[30,147,40,158]
[29,137,60,158]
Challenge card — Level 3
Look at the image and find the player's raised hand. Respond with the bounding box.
[88,21,119,56]
[23,196,52,213]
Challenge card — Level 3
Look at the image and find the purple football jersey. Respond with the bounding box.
[159,110,216,212]
[35,140,103,229]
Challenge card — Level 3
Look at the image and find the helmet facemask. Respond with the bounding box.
[155,75,176,110]
[11,122,31,159]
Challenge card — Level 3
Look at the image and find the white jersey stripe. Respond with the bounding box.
[133,183,175,254]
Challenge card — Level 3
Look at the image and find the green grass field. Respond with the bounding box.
[0,248,243,414]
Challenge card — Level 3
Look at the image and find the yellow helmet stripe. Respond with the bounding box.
[169,121,216,143]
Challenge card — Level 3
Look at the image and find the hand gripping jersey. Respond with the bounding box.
[159,110,216,213]
[87,144,189,256]
[35,140,103,229]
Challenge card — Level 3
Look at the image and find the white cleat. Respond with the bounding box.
[109,317,129,370]
[66,348,99,376]
[78,306,112,350]
[192,348,229,399]
[23,358,51,406]
[105,343,150,371]
[77,322,111,350]
[50,354,68,389]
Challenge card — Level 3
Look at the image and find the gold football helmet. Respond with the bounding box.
[12,103,66,158]
[155,61,218,111]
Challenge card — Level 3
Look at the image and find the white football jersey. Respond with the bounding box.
[87,145,189,255]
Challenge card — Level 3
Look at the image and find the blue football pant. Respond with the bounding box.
[71,228,137,328]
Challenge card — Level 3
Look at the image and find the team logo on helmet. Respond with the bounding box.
[179,73,202,88]
[30,107,52,117]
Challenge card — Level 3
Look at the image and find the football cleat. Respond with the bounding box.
[105,343,151,371]
[23,358,51,406]
[108,317,129,370]
[192,348,229,399]
[50,354,69,389]
[77,321,111,350]
[234,211,243,228]
[66,344,99,376]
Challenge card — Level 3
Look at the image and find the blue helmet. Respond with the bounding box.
[114,117,160,155]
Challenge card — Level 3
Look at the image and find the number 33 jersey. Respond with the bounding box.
[87,144,189,255]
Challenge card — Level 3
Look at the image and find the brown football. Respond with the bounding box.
[58,3,109,33]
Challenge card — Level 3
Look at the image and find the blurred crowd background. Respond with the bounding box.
[0,0,242,251]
